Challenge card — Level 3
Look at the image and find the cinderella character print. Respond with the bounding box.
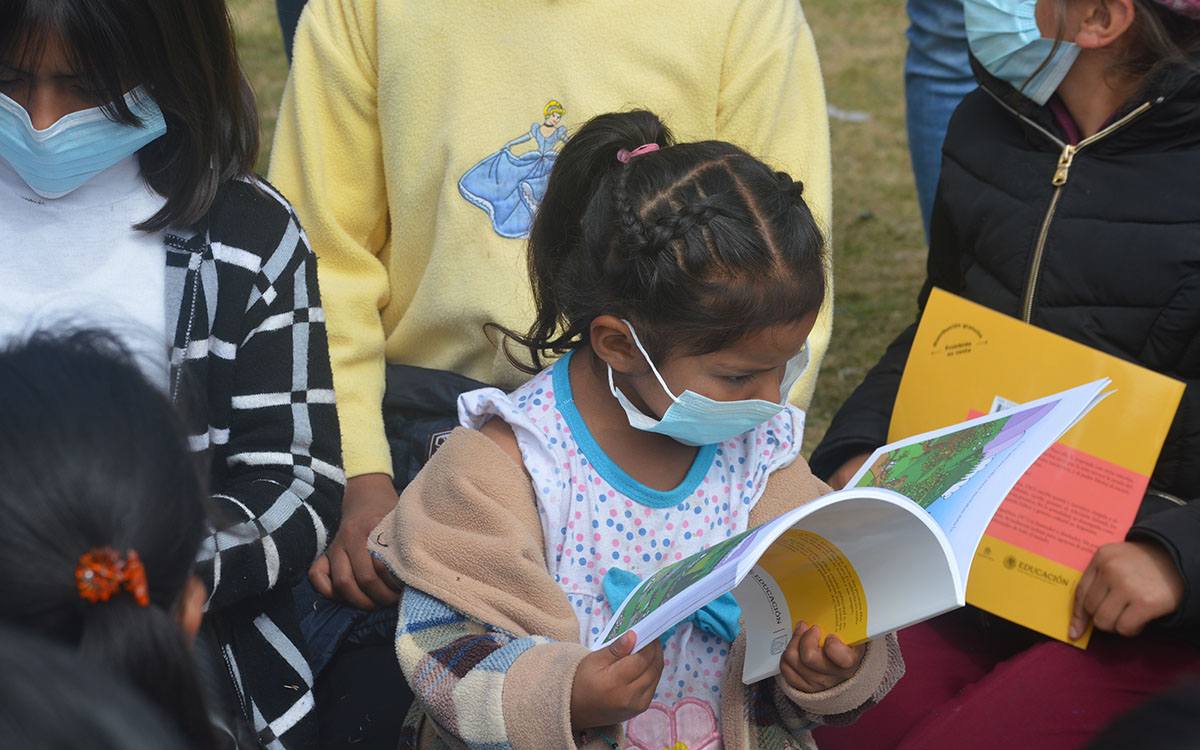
[458,100,568,239]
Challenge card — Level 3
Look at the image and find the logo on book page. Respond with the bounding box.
[1003,556,1018,570]
[770,635,789,656]
[929,321,988,359]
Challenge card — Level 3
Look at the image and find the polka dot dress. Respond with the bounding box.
[458,349,804,729]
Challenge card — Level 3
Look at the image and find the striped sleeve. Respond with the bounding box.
[397,587,552,749]
[195,181,345,610]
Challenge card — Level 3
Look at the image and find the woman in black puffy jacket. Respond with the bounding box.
[811,1,1200,748]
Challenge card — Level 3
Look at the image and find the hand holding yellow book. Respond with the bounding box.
[890,289,1184,646]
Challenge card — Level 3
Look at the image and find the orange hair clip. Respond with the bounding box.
[75,547,150,607]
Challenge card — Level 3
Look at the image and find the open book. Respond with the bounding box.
[592,378,1111,684]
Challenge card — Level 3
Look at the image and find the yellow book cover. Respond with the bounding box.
[890,289,1184,647]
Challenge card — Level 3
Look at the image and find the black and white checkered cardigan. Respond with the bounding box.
[166,177,344,750]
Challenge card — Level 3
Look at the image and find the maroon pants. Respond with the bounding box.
[811,609,1200,749]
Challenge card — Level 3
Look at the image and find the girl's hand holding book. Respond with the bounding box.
[1069,540,1184,640]
[570,631,664,731]
[779,622,866,693]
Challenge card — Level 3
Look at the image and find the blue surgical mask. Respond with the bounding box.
[964,0,1080,106]
[0,86,167,199]
[607,320,809,447]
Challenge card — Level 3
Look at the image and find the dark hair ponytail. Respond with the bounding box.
[514,111,671,368]
[77,600,215,747]
[500,110,826,372]
[0,332,216,748]
[0,625,191,749]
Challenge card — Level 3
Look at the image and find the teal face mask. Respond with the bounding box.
[607,320,809,447]
[0,86,167,199]
[964,0,1080,106]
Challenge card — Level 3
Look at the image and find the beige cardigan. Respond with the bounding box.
[371,427,903,749]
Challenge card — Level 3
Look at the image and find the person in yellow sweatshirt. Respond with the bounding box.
[269,0,833,668]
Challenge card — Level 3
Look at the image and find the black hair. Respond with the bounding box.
[499,110,826,373]
[0,0,259,231]
[1121,0,1200,84]
[0,331,216,748]
[0,625,191,750]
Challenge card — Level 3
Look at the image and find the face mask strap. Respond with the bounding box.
[618,319,679,402]
[1024,43,1081,105]
[780,344,811,400]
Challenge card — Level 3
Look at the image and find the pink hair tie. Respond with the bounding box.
[617,143,660,163]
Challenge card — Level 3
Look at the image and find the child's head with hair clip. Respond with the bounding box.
[511,109,826,375]
[0,330,216,749]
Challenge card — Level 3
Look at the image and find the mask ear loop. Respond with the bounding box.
[779,343,811,401]
[617,318,680,401]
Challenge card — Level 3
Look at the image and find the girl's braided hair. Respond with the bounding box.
[497,110,826,373]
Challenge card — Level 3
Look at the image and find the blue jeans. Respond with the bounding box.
[293,580,410,749]
[276,0,308,61]
[905,0,976,238]
[293,578,398,678]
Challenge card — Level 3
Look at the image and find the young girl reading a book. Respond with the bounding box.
[810,0,1200,747]
[370,110,903,749]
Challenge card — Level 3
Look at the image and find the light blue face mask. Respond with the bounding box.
[607,320,809,447]
[964,0,1081,106]
[0,85,167,199]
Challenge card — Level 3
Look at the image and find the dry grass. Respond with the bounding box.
[228,0,288,173]
[231,0,929,457]
[801,0,928,454]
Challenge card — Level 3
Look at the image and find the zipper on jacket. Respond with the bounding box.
[1147,489,1187,507]
[1022,145,1071,322]
[1051,144,1077,186]
[171,245,202,405]
[980,89,1154,322]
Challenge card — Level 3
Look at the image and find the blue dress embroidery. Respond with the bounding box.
[458,123,568,239]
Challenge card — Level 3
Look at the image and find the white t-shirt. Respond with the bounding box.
[0,154,168,387]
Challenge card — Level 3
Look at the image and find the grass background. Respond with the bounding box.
[229,0,928,458]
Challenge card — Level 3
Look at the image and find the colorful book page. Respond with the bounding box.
[755,530,869,646]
